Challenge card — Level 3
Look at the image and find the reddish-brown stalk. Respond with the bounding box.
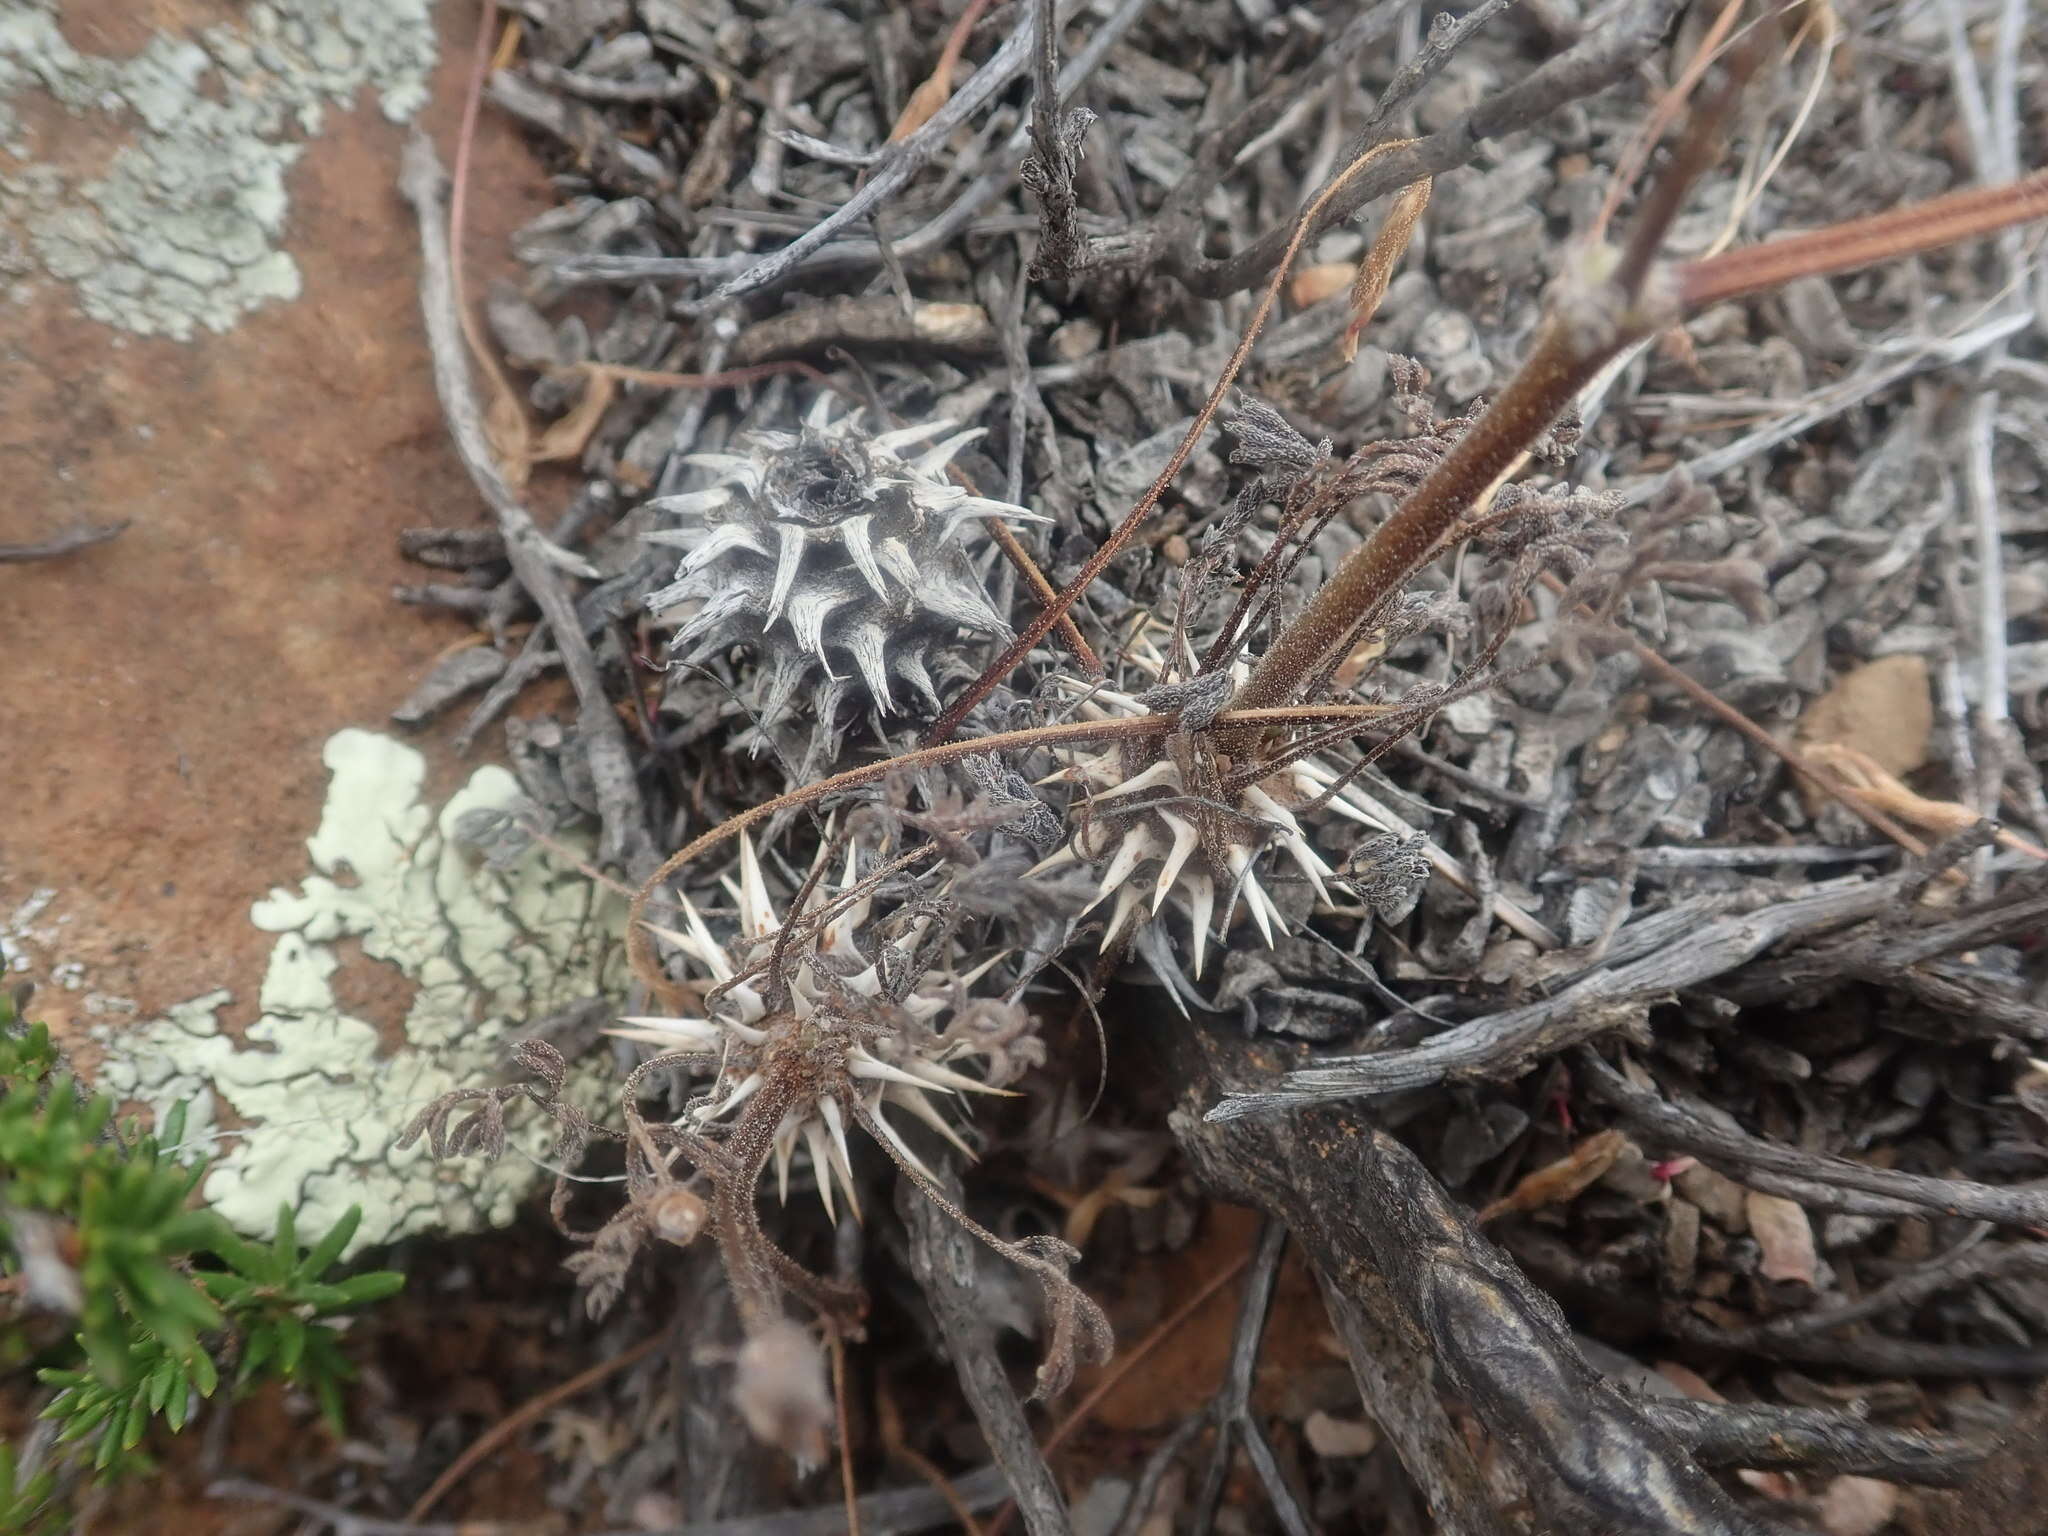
[1680,167,2048,311]
[920,139,1421,747]
[625,702,1411,1007]
[1231,141,2045,732]
[1227,43,1771,728]
[1224,285,1667,727]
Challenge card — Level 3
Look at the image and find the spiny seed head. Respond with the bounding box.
[612,833,1036,1220]
[1031,659,1391,985]
[642,395,1047,770]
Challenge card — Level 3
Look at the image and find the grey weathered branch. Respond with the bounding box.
[398,133,656,880]
[899,1167,1070,1536]
[1576,1048,2048,1229]
[1209,876,1899,1119]
[1189,1219,1313,1536]
[1721,868,2048,1007]
[1641,1399,1987,1488]
[1166,1023,1779,1536]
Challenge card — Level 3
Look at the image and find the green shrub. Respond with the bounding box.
[0,988,404,1526]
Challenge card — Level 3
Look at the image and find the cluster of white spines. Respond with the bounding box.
[1037,746,1378,973]
[1031,656,1389,975]
[611,835,1005,1219]
[642,394,1045,731]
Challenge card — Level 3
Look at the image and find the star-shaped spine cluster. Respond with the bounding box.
[1033,661,1388,976]
[611,835,1017,1218]
[643,396,1043,765]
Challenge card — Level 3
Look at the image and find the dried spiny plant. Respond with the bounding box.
[610,831,1037,1223]
[1029,382,1621,989]
[643,393,1044,774]
[398,27,2048,1520]
[406,831,1107,1464]
[612,81,2048,1231]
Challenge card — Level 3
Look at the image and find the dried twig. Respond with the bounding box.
[213,1479,542,1536]
[405,1332,667,1522]
[1169,1021,1767,1536]
[1642,1400,1987,1488]
[688,0,1088,310]
[399,132,655,877]
[0,522,129,564]
[1677,168,2048,311]
[925,134,1436,744]
[1187,1219,1312,1536]
[1709,1235,2048,1351]
[1147,0,1679,297]
[1208,875,1900,1117]
[899,1166,1070,1536]
[1576,1046,2048,1228]
[1020,0,1091,279]
[622,1466,1016,1536]
[982,1248,1252,1536]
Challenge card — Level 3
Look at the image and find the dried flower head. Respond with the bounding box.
[1034,654,1391,978]
[611,832,1029,1219]
[643,395,1045,769]
[617,830,1105,1417]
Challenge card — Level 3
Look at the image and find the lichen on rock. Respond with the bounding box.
[95,729,623,1257]
[0,0,438,338]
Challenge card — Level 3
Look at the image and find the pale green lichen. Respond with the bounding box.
[0,1,437,338]
[96,730,624,1257]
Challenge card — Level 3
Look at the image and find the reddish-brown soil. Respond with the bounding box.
[0,6,559,1053]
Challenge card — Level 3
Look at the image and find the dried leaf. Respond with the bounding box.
[526,366,620,465]
[1803,741,2048,860]
[678,92,741,209]
[1737,1468,1801,1501]
[1745,1191,1818,1285]
[887,0,996,142]
[1797,654,1932,781]
[889,74,953,142]
[1303,1410,1380,1458]
[1816,1475,1898,1536]
[1341,176,1432,361]
[1673,1162,1749,1231]
[485,386,534,486]
[1478,1128,1630,1223]
[1290,261,1356,307]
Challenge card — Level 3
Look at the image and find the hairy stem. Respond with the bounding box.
[921,139,1419,747]
[1680,167,2048,311]
[626,704,1398,1008]
[1234,152,2048,729]
[1227,292,1654,725]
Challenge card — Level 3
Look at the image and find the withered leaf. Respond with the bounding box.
[1478,1128,1631,1223]
[1745,1190,1818,1286]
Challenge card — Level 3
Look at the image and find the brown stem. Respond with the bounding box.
[710,1075,811,1335]
[920,139,1419,747]
[404,1332,666,1522]
[1679,167,2048,312]
[1228,302,1649,726]
[984,515,1102,678]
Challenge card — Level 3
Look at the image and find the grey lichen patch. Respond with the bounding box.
[96,729,624,1257]
[0,0,437,338]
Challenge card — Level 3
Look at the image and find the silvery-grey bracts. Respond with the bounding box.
[643,396,1044,766]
